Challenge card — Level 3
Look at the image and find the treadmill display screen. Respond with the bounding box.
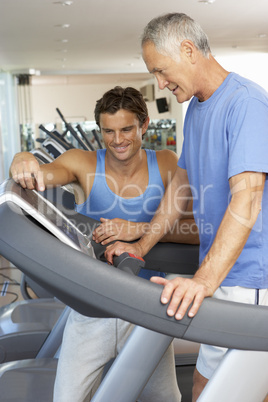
[0,180,95,258]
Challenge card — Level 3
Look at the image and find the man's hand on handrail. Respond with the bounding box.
[10,152,45,192]
[105,241,144,265]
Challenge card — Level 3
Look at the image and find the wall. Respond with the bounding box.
[30,73,185,154]
[29,51,268,158]
[216,52,268,91]
[31,74,175,123]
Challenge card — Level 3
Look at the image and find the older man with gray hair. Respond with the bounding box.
[106,13,268,401]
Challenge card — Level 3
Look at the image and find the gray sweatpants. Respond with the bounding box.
[53,309,181,402]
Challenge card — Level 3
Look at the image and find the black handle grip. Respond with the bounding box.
[114,252,145,276]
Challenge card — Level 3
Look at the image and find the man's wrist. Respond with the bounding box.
[193,261,218,294]
[137,234,157,257]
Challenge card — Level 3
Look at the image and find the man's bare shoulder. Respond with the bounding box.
[54,149,97,167]
[155,149,178,169]
[155,149,179,187]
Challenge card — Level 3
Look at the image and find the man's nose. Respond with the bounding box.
[157,76,169,90]
[114,131,123,143]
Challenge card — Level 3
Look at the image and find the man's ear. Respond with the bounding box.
[142,116,150,136]
[180,40,197,64]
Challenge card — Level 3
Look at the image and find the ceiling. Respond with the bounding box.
[0,0,268,77]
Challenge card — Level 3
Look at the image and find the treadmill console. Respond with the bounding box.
[0,179,95,258]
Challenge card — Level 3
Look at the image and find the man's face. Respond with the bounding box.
[142,41,196,103]
[100,109,148,161]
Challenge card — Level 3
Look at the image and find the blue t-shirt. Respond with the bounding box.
[179,72,268,288]
[76,149,166,279]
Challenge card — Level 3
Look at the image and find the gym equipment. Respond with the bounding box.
[0,179,195,366]
[0,178,267,401]
[2,120,100,364]
[38,135,69,159]
[39,124,74,158]
[19,184,77,300]
[0,298,65,363]
[56,107,93,151]
[91,128,103,149]
[0,185,77,364]
[76,123,95,151]
[31,147,54,164]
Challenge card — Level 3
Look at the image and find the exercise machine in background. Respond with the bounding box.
[56,107,102,151]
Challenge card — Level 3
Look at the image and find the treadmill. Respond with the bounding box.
[0,178,199,367]
[0,148,77,366]
[0,179,267,401]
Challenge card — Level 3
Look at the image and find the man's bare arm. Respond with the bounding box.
[153,171,266,320]
[160,200,199,244]
[93,215,199,246]
[160,217,199,245]
[10,149,84,191]
[105,166,192,262]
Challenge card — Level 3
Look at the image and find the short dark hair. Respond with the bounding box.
[94,86,148,128]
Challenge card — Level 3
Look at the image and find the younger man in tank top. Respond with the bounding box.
[11,86,198,401]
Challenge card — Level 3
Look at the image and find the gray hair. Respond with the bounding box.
[141,13,211,59]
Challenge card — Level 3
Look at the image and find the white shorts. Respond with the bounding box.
[196,286,268,379]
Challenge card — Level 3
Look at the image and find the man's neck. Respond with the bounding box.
[195,54,230,102]
[105,149,148,197]
[106,148,145,178]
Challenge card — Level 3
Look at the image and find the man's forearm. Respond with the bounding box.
[160,218,199,244]
[137,198,191,255]
[137,212,179,255]
[137,167,193,255]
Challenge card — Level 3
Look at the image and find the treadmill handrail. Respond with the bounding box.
[0,185,267,352]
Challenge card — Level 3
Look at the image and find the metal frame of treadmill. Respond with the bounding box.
[0,179,267,401]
